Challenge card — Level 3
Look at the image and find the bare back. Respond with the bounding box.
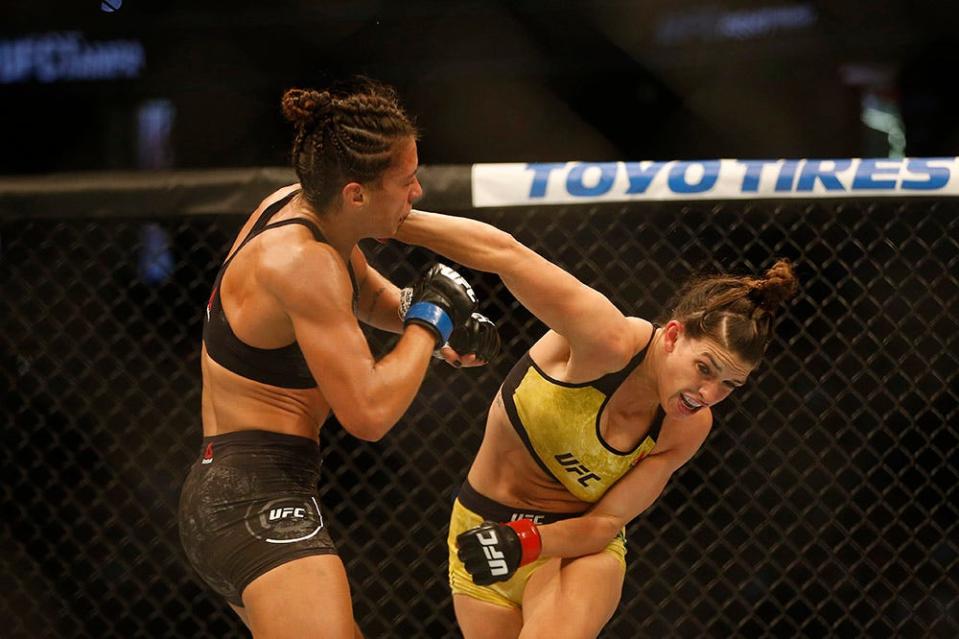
[201,186,342,441]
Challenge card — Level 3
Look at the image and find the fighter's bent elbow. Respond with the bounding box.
[490,231,525,264]
[506,232,531,258]
[335,408,396,442]
[584,514,625,553]
[340,422,391,442]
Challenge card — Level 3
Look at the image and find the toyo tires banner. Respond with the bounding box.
[471,158,959,206]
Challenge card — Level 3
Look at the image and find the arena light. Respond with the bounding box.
[655,3,817,45]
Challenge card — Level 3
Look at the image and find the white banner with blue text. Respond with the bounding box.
[471,159,959,206]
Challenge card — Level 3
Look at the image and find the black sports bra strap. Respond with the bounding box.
[250,191,300,233]
[220,190,301,269]
[647,405,666,442]
[261,218,325,241]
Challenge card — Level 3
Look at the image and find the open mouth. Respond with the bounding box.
[679,392,704,413]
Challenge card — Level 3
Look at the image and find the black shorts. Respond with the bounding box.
[177,430,336,607]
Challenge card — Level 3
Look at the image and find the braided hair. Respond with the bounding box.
[281,78,418,211]
[662,259,798,364]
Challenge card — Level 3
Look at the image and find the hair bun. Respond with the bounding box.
[281,88,333,127]
[750,259,798,312]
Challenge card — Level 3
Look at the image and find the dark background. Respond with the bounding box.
[2,2,959,637]
[3,196,957,637]
[4,0,959,176]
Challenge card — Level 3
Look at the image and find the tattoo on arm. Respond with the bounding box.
[367,286,386,321]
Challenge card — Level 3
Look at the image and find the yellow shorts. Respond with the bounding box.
[447,482,626,609]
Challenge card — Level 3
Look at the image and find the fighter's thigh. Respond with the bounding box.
[519,553,625,639]
[454,593,524,639]
[242,554,357,639]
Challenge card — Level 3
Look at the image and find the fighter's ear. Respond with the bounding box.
[342,182,365,207]
[663,320,683,353]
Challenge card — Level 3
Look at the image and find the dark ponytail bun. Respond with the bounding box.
[748,259,798,313]
[281,88,333,127]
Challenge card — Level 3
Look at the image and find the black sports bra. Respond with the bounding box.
[202,190,358,389]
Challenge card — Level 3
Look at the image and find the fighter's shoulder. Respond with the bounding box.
[658,407,712,460]
[595,317,656,369]
[259,237,349,307]
[626,317,657,348]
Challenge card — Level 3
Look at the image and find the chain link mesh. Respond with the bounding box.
[2,199,957,638]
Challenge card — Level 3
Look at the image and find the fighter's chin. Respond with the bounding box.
[375,213,411,243]
[393,214,411,233]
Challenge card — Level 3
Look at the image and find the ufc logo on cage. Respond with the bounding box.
[476,530,509,577]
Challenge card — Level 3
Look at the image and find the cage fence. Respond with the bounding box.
[1,190,957,638]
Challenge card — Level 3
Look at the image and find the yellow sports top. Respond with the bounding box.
[501,329,664,503]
